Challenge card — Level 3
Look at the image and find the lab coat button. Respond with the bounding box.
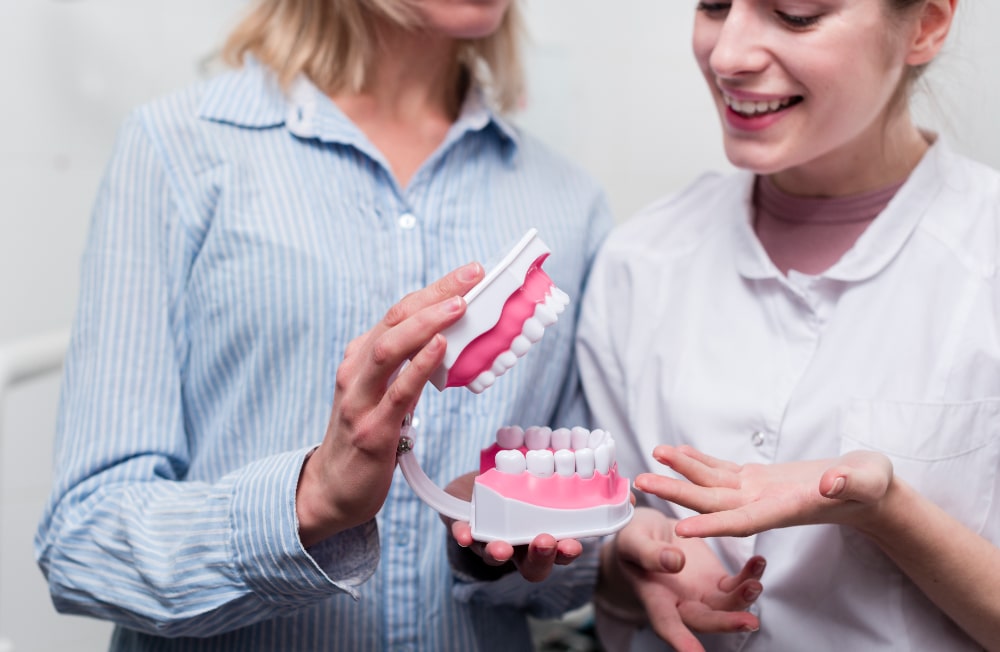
[751,431,765,447]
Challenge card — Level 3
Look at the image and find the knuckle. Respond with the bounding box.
[383,302,409,328]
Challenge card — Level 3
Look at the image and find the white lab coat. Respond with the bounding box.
[578,139,1000,651]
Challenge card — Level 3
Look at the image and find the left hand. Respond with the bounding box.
[635,445,895,538]
[443,472,583,582]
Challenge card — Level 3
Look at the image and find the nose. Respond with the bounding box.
[707,4,770,79]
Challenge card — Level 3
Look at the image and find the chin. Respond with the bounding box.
[422,4,509,40]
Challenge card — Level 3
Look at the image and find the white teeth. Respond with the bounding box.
[550,427,571,450]
[470,370,496,394]
[552,287,570,306]
[554,448,576,476]
[524,426,552,450]
[724,93,793,116]
[526,449,555,477]
[570,426,590,450]
[521,317,545,343]
[496,449,527,474]
[575,448,595,478]
[496,425,525,449]
[534,302,559,327]
[510,335,532,356]
[588,429,607,449]
[594,441,615,475]
[491,350,518,376]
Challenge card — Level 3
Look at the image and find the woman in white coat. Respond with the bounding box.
[578,0,1000,650]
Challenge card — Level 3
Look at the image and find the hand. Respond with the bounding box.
[443,472,584,582]
[635,445,895,538]
[296,262,485,547]
[596,507,763,652]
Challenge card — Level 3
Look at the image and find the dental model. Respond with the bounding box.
[397,228,633,544]
[398,423,633,545]
[430,228,569,394]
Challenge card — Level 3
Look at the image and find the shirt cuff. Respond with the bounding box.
[229,447,380,604]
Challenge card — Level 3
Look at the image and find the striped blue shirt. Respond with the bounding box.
[34,61,612,651]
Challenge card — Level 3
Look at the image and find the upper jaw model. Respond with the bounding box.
[430,228,569,394]
[397,228,634,544]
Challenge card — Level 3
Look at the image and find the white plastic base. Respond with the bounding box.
[471,483,634,545]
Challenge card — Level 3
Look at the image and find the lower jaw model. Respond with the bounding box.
[398,229,634,543]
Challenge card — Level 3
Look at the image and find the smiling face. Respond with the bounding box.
[693,0,935,195]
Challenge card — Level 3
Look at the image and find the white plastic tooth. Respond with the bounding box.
[554,449,576,477]
[526,449,555,477]
[495,449,527,474]
[550,427,572,450]
[471,370,496,393]
[588,428,607,448]
[594,441,615,475]
[575,448,595,478]
[496,350,518,371]
[510,335,532,356]
[521,317,545,343]
[533,301,559,327]
[552,287,570,307]
[490,353,515,377]
[570,426,591,450]
[524,426,552,450]
[468,379,487,394]
[496,425,525,449]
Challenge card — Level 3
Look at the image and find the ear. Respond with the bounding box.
[905,0,957,67]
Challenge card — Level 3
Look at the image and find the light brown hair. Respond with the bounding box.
[221,0,525,112]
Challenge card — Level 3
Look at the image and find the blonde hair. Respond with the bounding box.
[221,0,525,113]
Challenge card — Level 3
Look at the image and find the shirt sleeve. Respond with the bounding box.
[33,112,378,637]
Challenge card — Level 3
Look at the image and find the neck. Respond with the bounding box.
[335,19,464,124]
[770,112,929,197]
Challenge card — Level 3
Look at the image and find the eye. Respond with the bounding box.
[697,2,731,17]
[776,10,822,28]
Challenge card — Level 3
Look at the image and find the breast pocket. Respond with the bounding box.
[841,398,1000,534]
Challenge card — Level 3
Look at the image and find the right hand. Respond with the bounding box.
[296,262,485,547]
[596,507,765,652]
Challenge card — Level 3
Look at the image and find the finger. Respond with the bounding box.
[651,446,741,488]
[634,473,736,514]
[675,501,788,538]
[820,457,893,503]
[379,262,484,332]
[717,556,766,593]
[676,601,760,635]
[515,535,559,583]
[482,540,515,566]
[553,538,584,565]
[360,296,467,398]
[451,521,475,548]
[640,592,705,652]
[616,532,685,573]
[376,333,448,427]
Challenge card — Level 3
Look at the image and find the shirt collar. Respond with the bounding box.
[198,58,519,157]
[733,136,948,282]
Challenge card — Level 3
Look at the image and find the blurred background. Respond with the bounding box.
[1,2,998,650]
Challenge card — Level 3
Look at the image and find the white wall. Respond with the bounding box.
[1,2,998,650]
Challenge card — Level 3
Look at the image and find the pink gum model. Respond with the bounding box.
[430,229,569,393]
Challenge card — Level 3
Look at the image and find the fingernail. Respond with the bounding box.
[443,297,464,314]
[661,550,683,571]
[825,476,846,498]
[741,623,759,633]
[752,559,766,576]
[743,586,761,601]
[536,544,555,556]
[458,262,481,283]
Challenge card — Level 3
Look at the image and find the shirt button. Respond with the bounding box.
[397,212,417,229]
[396,532,410,546]
[411,416,421,429]
[751,431,765,447]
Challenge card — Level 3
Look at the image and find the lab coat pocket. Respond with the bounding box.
[841,398,1000,534]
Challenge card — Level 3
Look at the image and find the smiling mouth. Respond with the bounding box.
[723,94,803,117]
